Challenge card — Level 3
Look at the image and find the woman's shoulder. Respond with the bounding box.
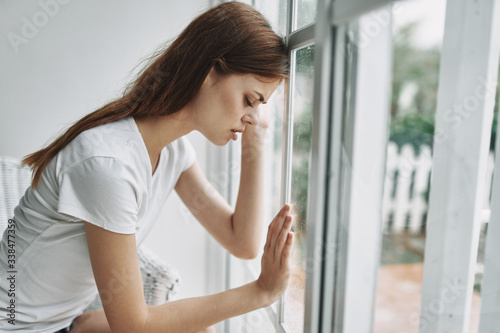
[55,117,146,177]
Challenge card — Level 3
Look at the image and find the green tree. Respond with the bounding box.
[390,22,500,154]
[391,22,440,121]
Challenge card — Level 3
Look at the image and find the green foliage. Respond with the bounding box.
[389,21,500,154]
[391,22,441,120]
[389,95,499,154]
[389,113,435,155]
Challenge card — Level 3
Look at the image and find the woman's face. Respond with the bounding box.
[189,69,281,146]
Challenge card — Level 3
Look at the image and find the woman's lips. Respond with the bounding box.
[231,128,244,141]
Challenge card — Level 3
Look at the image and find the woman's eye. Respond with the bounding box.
[245,98,253,108]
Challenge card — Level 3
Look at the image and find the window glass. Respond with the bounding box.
[294,0,317,31]
[255,0,288,37]
[284,44,315,333]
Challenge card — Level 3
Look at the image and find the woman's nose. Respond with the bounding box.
[242,110,259,126]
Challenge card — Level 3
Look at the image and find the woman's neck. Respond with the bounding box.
[133,112,194,167]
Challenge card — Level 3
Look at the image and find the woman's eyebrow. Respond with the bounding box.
[253,91,267,104]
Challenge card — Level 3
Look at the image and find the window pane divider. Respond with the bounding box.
[277,44,296,328]
[287,24,315,50]
[333,7,393,331]
[321,24,347,333]
[301,0,335,331]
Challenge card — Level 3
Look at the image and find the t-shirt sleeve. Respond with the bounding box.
[180,136,197,172]
[57,157,140,234]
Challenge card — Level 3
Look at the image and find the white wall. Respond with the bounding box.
[0,0,213,300]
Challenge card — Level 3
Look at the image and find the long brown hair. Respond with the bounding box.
[22,2,289,189]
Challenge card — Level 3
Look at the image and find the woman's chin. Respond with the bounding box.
[208,137,231,146]
[203,132,234,146]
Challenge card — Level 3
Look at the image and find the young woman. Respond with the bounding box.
[0,2,293,333]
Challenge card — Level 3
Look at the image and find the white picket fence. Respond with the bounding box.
[382,142,495,234]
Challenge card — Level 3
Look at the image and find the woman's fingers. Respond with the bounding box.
[265,204,287,251]
[275,215,293,259]
[281,232,294,266]
[257,205,295,303]
[264,215,275,251]
[270,204,291,252]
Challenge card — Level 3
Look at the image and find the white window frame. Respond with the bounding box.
[304,1,395,332]
[422,0,500,332]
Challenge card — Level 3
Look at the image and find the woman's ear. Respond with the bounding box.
[203,66,217,86]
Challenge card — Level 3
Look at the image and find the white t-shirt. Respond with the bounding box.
[0,116,196,332]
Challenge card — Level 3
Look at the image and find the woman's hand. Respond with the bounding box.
[256,204,294,304]
[242,104,271,143]
[255,104,271,130]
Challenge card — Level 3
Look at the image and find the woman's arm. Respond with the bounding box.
[231,125,268,258]
[72,205,294,333]
[174,124,269,259]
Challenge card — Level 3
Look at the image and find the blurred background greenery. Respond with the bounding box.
[390,22,500,155]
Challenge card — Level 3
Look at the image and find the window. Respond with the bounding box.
[295,0,317,31]
[219,0,319,331]
[207,0,500,332]
[283,44,315,333]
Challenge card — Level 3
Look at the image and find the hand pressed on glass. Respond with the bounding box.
[256,204,294,303]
